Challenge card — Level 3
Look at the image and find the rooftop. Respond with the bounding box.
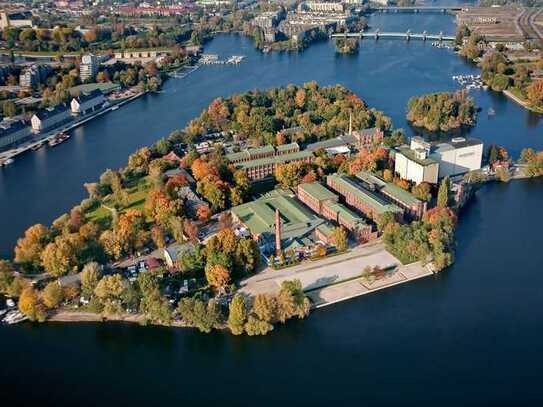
[327,174,403,215]
[323,201,369,226]
[397,147,437,167]
[298,182,338,202]
[355,171,421,207]
[236,150,313,169]
[231,189,325,239]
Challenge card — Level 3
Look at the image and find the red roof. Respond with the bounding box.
[145,257,163,270]
[163,151,182,162]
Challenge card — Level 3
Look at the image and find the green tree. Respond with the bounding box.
[0,260,15,293]
[437,177,450,208]
[227,294,247,335]
[3,100,16,117]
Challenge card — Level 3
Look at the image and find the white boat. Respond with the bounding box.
[2,158,14,166]
[111,105,119,111]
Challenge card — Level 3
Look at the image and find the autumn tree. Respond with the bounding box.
[94,274,127,315]
[227,293,247,335]
[276,280,311,323]
[252,293,277,322]
[205,264,230,290]
[196,204,212,221]
[42,281,64,309]
[331,226,348,252]
[81,262,101,296]
[183,218,199,242]
[411,182,432,202]
[244,315,273,336]
[0,260,15,294]
[14,224,49,271]
[41,233,84,277]
[18,287,47,322]
[526,80,543,106]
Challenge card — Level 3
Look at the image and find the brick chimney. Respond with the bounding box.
[275,208,281,256]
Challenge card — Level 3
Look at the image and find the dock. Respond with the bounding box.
[199,54,245,65]
[0,91,146,167]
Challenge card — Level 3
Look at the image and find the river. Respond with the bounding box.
[1,4,543,405]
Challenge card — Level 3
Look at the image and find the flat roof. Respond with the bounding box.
[327,174,403,215]
[276,142,299,152]
[397,147,437,167]
[231,190,323,237]
[355,171,421,207]
[323,201,368,225]
[298,182,337,202]
[237,150,313,169]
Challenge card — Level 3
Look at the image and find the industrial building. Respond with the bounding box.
[395,136,483,184]
[326,173,404,222]
[31,104,71,133]
[0,11,32,30]
[355,171,427,220]
[306,127,384,155]
[231,189,334,255]
[226,143,300,164]
[297,182,376,242]
[70,90,105,115]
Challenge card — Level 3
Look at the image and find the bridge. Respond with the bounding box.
[369,6,464,13]
[330,30,456,41]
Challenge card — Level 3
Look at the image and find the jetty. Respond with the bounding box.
[199,54,245,65]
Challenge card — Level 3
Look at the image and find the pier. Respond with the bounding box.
[331,30,456,41]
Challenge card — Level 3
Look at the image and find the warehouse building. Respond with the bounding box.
[326,174,404,222]
[233,150,313,181]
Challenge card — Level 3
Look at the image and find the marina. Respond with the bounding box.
[452,74,485,90]
[199,54,245,65]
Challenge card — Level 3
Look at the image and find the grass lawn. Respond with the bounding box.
[85,176,151,227]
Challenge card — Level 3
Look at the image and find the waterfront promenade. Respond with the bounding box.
[240,241,433,307]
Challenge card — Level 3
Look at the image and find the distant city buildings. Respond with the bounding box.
[19,65,52,89]
[0,11,32,30]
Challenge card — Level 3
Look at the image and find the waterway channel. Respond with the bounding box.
[1,3,542,404]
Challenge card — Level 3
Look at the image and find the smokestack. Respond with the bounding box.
[275,208,281,256]
[348,112,352,136]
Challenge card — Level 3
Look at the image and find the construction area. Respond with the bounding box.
[456,6,543,42]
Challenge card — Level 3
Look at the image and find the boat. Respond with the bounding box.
[2,158,14,166]
[111,105,119,111]
[488,107,496,116]
[31,142,45,151]
[48,132,70,147]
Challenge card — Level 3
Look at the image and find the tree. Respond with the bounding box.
[42,281,64,309]
[252,293,277,322]
[244,315,273,336]
[139,287,172,325]
[41,234,83,277]
[383,169,393,182]
[14,224,49,271]
[81,262,101,296]
[18,287,47,322]
[218,212,233,231]
[0,260,15,293]
[196,204,211,221]
[411,182,432,202]
[205,264,230,290]
[331,226,348,252]
[183,218,199,242]
[376,212,397,233]
[3,100,16,117]
[227,294,247,335]
[526,80,543,106]
[276,280,310,323]
[437,177,450,208]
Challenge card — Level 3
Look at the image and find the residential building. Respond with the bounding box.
[394,146,440,185]
[410,136,483,179]
[231,189,332,254]
[0,11,32,30]
[355,171,427,219]
[19,65,52,89]
[0,120,31,150]
[70,90,105,115]
[31,104,71,133]
[80,54,99,82]
[326,173,404,222]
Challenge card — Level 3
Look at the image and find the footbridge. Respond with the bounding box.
[331,30,456,41]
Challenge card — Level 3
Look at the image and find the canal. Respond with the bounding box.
[1,3,543,405]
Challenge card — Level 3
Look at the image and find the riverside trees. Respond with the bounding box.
[406,91,477,132]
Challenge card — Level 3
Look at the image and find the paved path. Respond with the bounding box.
[239,241,399,296]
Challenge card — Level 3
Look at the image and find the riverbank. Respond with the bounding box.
[503,89,543,114]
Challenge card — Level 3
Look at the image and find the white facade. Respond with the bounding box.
[395,150,439,185]
[80,54,98,81]
[430,138,483,178]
